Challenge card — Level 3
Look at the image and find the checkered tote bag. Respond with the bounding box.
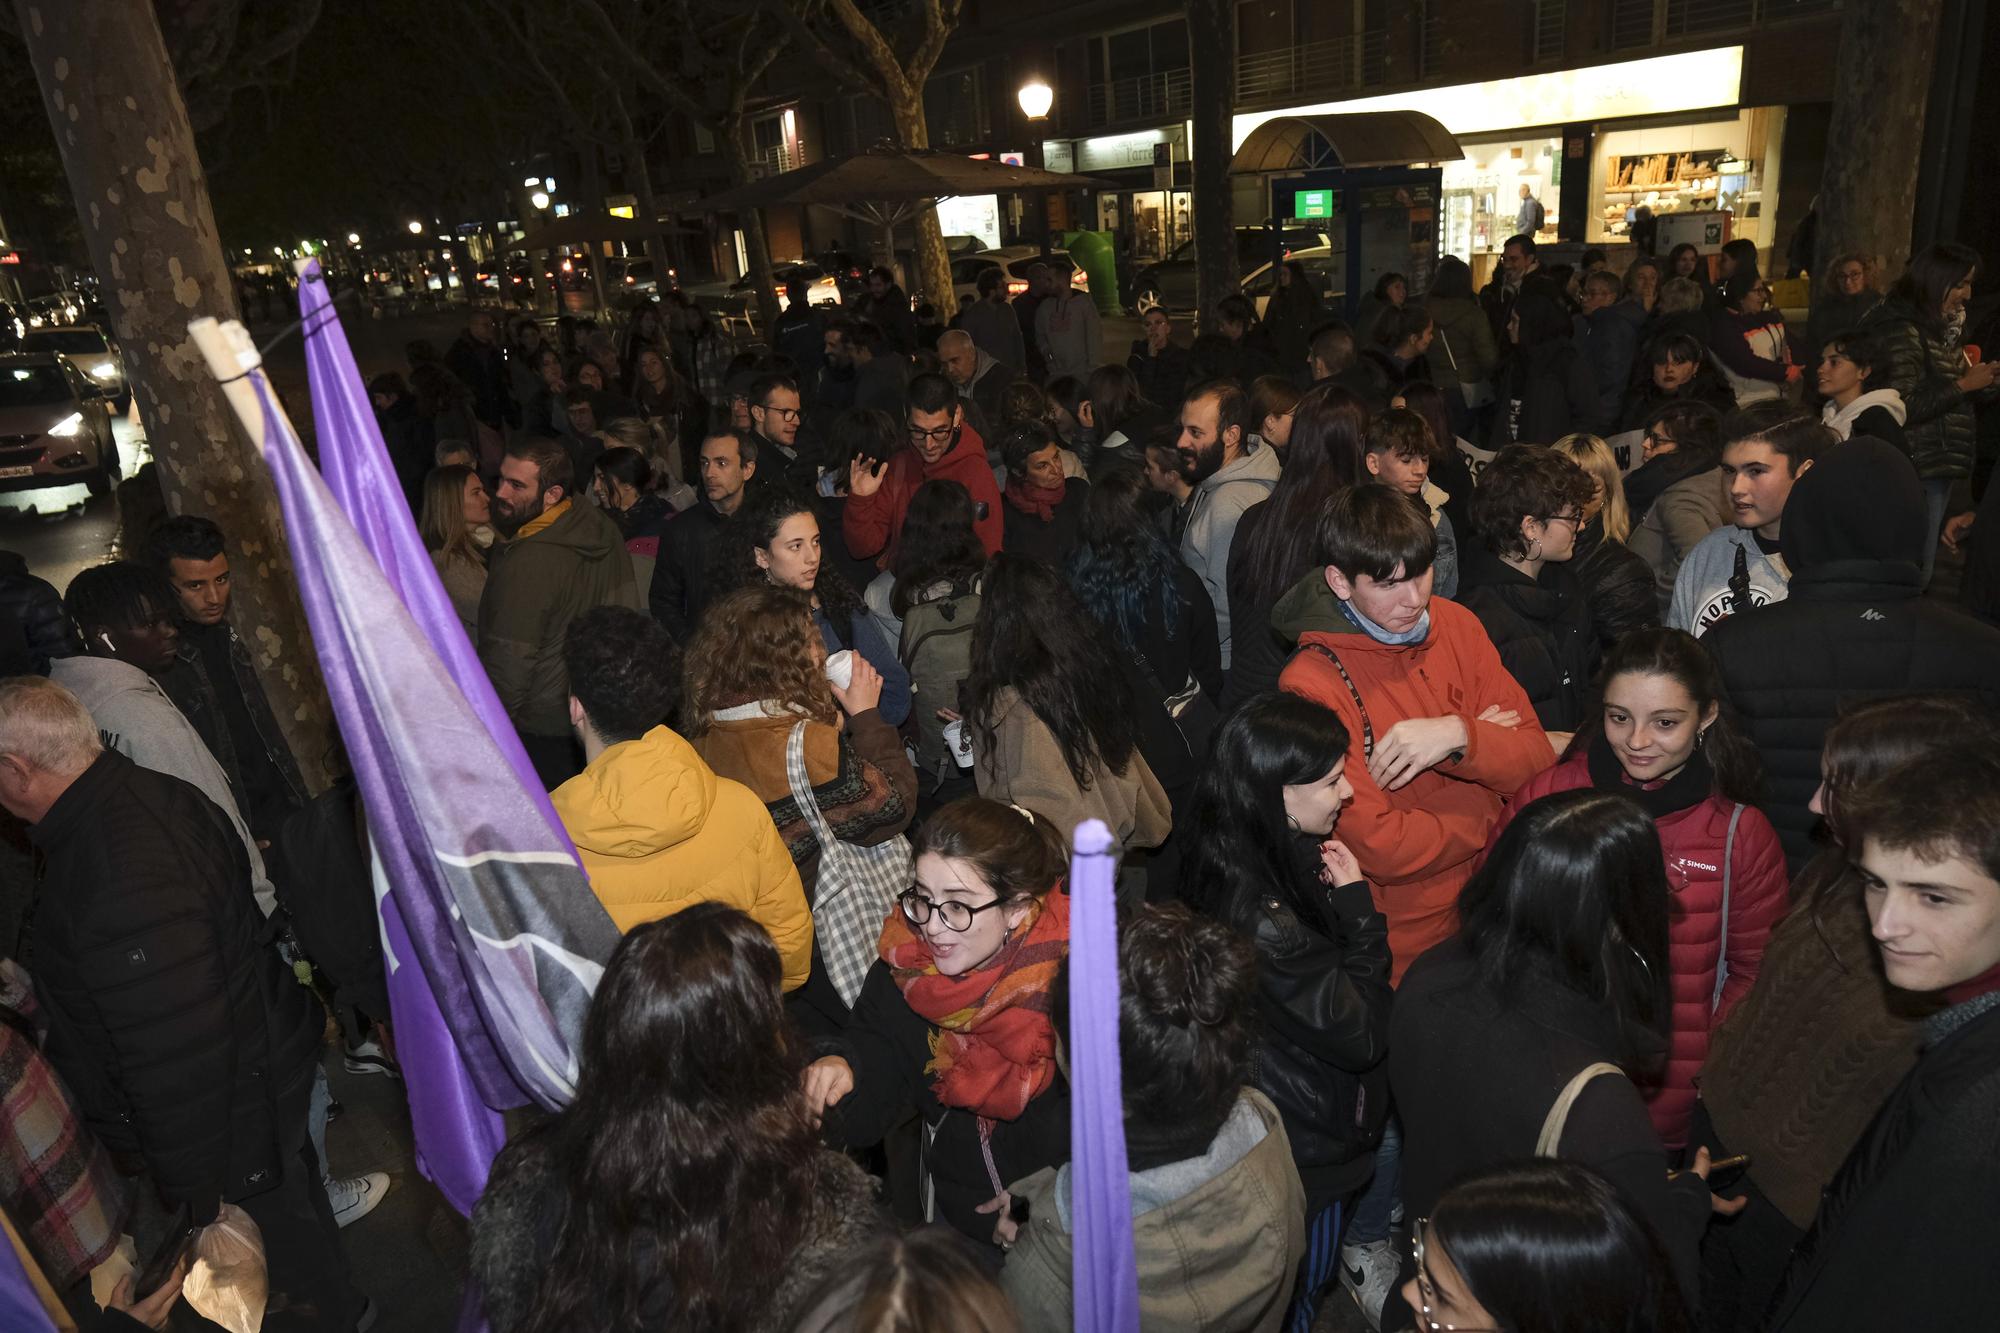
[785,721,912,1006]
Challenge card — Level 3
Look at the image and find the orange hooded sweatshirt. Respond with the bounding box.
[1274,570,1555,983]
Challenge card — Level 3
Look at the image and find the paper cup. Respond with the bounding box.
[942,718,974,768]
[824,649,855,690]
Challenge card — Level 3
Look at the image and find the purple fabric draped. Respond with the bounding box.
[249,265,619,1217]
[1067,818,1138,1333]
[0,1230,58,1333]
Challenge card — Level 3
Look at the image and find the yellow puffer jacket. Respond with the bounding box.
[552,725,813,989]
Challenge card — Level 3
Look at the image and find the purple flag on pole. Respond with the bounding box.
[1068,819,1139,1333]
[237,264,620,1216]
[0,1232,58,1333]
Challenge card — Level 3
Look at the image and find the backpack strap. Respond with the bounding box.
[1294,641,1375,760]
[1713,804,1744,1013]
[1536,1062,1625,1157]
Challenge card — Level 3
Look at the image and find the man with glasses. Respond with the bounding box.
[746,371,819,495]
[843,372,1003,565]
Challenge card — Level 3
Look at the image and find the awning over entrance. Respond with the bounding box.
[1228,110,1462,173]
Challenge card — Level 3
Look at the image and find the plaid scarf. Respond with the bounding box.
[0,963,129,1290]
[879,889,1068,1122]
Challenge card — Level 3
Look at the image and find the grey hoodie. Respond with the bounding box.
[1667,523,1790,638]
[50,654,276,915]
[1182,440,1284,667]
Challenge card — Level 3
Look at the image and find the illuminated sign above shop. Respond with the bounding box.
[1232,46,1745,151]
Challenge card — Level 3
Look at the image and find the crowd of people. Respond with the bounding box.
[1,233,1999,1333]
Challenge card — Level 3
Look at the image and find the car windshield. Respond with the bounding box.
[0,365,74,407]
[22,330,106,356]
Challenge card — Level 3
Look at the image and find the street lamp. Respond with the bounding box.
[406,220,424,235]
[1016,79,1054,259]
[529,190,551,211]
[346,232,361,245]
[523,176,542,188]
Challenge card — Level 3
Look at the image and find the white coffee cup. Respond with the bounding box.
[941,718,974,768]
[824,649,856,691]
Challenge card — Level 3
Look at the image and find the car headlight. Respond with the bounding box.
[90,361,117,380]
[48,413,83,437]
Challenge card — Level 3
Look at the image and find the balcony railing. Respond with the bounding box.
[1233,19,1444,107]
[1609,0,1840,48]
[750,142,800,175]
[1085,68,1194,128]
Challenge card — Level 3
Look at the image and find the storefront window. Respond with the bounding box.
[1440,135,1561,262]
[1589,108,1783,249]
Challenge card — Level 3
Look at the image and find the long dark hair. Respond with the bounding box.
[725,486,863,622]
[1231,383,1369,607]
[1181,692,1350,930]
[510,903,824,1333]
[1426,1160,1690,1333]
[1717,237,1761,302]
[1084,364,1154,441]
[1067,468,1187,655]
[1397,381,1456,457]
[889,479,985,617]
[1889,241,1979,331]
[966,553,1137,790]
[1597,628,1763,805]
[1457,789,1671,1070]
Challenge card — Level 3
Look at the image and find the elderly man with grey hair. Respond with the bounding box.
[936,327,1020,444]
[0,677,368,1327]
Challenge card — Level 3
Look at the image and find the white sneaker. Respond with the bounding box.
[1339,1237,1398,1331]
[327,1172,391,1228]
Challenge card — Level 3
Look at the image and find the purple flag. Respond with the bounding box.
[1068,819,1138,1333]
[0,1230,58,1333]
[230,265,621,1216]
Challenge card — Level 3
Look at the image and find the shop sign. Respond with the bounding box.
[1294,189,1336,219]
[1043,140,1076,174]
[1232,46,1744,149]
[1076,126,1188,174]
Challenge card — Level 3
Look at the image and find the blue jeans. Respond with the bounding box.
[1347,1115,1402,1245]
[1921,477,1951,586]
[309,1062,333,1187]
[1287,1201,1344,1333]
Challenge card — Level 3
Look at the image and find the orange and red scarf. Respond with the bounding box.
[878,888,1069,1122]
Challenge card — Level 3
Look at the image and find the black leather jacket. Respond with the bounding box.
[1246,873,1394,1207]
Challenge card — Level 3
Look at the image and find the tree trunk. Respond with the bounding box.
[721,127,782,335]
[1187,0,1240,325]
[624,140,672,288]
[1816,0,1943,280]
[15,0,333,790]
[889,98,953,310]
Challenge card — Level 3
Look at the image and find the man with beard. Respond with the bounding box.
[844,373,1004,565]
[1177,382,1281,669]
[478,437,641,787]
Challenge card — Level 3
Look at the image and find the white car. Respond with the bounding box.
[949,247,1090,307]
[19,326,126,409]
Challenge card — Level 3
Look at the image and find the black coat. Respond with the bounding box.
[1703,438,2000,868]
[29,751,320,1221]
[0,552,77,672]
[1453,545,1600,732]
[445,332,517,430]
[1001,478,1090,568]
[1570,516,1660,651]
[821,960,1070,1242]
[1127,340,1192,410]
[1490,338,1603,446]
[647,497,733,642]
[1768,999,2000,1330]
[1245,875,1391,1210]
[1389,938,1709,1303]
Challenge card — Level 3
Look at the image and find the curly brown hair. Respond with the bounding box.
[681,584,837,734]
[1469,444,1597,561]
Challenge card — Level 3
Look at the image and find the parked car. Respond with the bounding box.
[0,353,121,498]
[1241,246,1346,319]
[18,326,126,410]
[684,260,842,333]
[948,247,1090,307]
[1133,226,1334,312]
[816,249,870,302]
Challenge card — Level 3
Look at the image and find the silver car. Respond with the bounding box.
[0,354,121,498]
[19,325,126,409]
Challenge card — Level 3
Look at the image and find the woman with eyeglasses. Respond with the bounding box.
[801,798,1071,1247]
[1804,254,1882,389]
[1178,691,1392,1333]
[1402,1160,1690,1333]
[1456,445,1600,742]
[1490,628,1785,1152]
[1385,789,1739,1329]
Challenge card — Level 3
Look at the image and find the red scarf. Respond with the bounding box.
[1943,958,2000,1006]
[878,888,1068,1122]
[1004,476,1067,524]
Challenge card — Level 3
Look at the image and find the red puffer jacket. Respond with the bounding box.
[1491,747,1789,1147]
